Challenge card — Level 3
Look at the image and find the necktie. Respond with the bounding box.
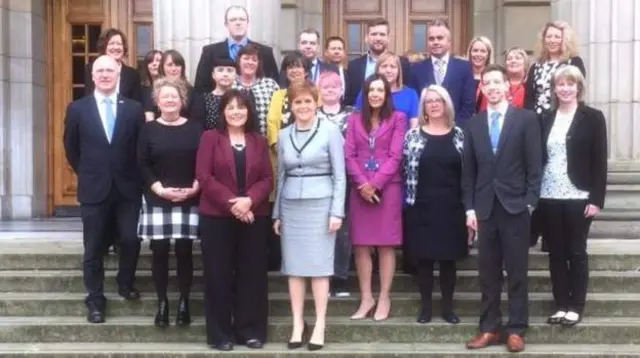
[104,98,116,143]
[434,58,446,84]
[489,111,502,153]
[230,44,241,61]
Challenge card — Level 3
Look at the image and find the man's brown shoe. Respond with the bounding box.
[465,332,501,349]
[506,334,525,353]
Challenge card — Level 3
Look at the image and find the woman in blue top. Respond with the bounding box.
[355,51,419,129]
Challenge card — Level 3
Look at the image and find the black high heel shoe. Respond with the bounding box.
[287,321,309,349]
[307,325,325,351]
[154,298,169,327]
[176,296,191,327]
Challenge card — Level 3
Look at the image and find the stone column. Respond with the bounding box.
[0,0,48,219]
[153,0,282,81]
[551,0,640,164]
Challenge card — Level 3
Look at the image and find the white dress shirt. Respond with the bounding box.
[94,90,118,139]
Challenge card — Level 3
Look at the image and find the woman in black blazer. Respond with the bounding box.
[539,65,607,327]
[84,28,142,103]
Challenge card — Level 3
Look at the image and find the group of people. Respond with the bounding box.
[63,4,608,354]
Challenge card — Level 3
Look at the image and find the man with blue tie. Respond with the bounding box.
[279,28,338,86]
[409,19,475,128]
[193,5,279,94]
[461,64,542,353]
[63,55,145,324]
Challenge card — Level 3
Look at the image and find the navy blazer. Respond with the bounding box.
[345,55,412,106]
[193,40,279,94]
[63,95,145,204]
[409,56,476,128]
[84,63,142,103]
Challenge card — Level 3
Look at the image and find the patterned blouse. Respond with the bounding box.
[318,106,353,135]
[403,126,464,206]
[233,77,280,136]
[526,56,585,114]
[540,110,589,200]
[201,92,223,130]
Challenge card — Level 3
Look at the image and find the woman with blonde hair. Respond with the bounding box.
[466,36,494,112]
[403,85,468,324]
[354,51,419,128]
[525,20,585,115]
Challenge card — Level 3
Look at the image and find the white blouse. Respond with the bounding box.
[540,110,590,200]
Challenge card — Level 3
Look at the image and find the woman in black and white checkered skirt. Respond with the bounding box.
[137,77,203,328]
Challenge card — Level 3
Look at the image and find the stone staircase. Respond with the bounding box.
[0,238,639,356]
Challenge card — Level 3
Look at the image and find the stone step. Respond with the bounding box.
[1,342,639,357]
[1,270,639,293]
[4,342,640,357]
[1,239,639,271]
[1,316,640,344]
[1,292,638,318]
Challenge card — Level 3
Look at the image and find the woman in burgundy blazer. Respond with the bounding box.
[195,89,273,351]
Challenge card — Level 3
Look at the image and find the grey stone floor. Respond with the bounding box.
[0,218,82,240]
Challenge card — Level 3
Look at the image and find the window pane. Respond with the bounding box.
[72,56,86,85]
[71,25,86,53]
[347,23,361,53]
[412,23,428,53]
[136,24,153,58]
[88,25,101,53]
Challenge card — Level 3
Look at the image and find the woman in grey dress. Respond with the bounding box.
[273,81,347,351]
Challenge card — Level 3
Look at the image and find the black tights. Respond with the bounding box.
[150,239,193,300]
[416,259,457,314]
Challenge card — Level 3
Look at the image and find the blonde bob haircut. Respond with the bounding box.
[551,65,587,107]
[152,76,189,109]
[504,46,531,79]
[466,36,494,66]
[418,85,456,128]
[535,20,580,62]
[375,51,404,88]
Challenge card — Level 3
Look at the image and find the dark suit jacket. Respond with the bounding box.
[193,40,279,94]
[278,58,339,87]
[63,95,145,204]
[345,55,411,106]
[462,106,543,220]
[540,104,608,208]
[195,129,273,217]
[84,63,142,103]
[409,56,475,128]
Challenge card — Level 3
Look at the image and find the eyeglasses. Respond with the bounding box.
[424,98,444,104]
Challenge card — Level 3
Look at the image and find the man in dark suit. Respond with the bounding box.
[409,19,475,128]
[462,64,542,353]
[279,28,338,86]
[324,36,348,101]
[193,5,279,94]
[344,19,411,106]
[64,55,145,324]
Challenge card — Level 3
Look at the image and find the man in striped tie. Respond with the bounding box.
[63,55,146,324]
[193,5,279,94]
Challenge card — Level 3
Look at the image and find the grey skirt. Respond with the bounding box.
[280,197,335,277]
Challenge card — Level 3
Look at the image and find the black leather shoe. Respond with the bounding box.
[154,299,169,327]
[210,341,233,351]
[86,305,105,324]
[442,312,460,324]
[287,321,309,349]
[307,342,324,351]
[246,339,264,349]
[417,310,432,324]
[118,287,141,301]
[176,296,191,327]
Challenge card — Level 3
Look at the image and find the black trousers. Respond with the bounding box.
[538,199,592,314]
[416,259,456,314]
[477,200,530,335]
[200,215,269,345]
[150,239,193,299]
[80,187,141,308]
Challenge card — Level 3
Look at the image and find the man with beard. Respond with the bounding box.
[344,19,411,106]
[462,64,541,353]
[409,19,475,128]
[193,5,279,94]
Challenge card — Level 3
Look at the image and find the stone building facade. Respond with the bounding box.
[0,0,639,232]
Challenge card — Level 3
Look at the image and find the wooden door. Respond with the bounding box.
[323,0,470,59]
[48,0,153,214]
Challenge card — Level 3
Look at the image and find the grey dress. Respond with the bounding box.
[273,117,347,277]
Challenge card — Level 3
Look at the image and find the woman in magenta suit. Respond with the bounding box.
[345,74,405,321]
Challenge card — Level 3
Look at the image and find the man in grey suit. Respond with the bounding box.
[462,64,542,353]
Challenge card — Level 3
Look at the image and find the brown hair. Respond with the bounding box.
[376,52,404,88]
[367,19,390,33]
[325,36,345,49]
[96,28,128,57]
[287,81,319,104]
[141,50,162,87]
[235,44,264,78]
[159,50,188,81]
[481,64,509,82]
